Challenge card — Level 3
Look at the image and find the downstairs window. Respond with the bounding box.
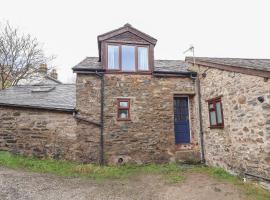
[117,99,130,121]
[208,97,224,128]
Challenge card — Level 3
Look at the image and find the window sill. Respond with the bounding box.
[117,118,131,121]
[209,126,224,129]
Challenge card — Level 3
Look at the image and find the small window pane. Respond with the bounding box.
[216,102,223,124]
[108,45,119,69]
[138,47,149,70]
[119,101,129,107]
[210,111,217,125]
[209,103,214,109]
[122,45,135,71]
[119,109,129,119]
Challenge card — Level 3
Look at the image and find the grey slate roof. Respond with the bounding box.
[0,84,76,111]
[73,57,102,71]
[154,60,189,72]
[186,57,270,72]
[73,57,190,73]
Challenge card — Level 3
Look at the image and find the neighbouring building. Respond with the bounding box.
[185,57,270,181]
[0,24,269,183]
[18,64,61,85]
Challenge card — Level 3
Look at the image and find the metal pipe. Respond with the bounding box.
[244,172,270,182]
[197,76,205,163]
[95,71,105,165]
[73,113,101,127]
[190,72,205,163]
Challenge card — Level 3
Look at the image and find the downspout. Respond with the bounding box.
[190,54,205,163]
[196,75,205,163]
[95,71,105,165]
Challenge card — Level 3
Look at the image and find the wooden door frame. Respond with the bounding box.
[173,95,192,144]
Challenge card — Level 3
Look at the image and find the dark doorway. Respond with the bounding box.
[174,96,190,144]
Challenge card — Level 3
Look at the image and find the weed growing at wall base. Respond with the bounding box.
[0,151,183,182]
[0,151,269,200]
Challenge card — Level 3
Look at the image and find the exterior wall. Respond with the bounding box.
[104,74,200,164]
[76,73,201,164]
[189,64,270,178]
[0,106,100,163]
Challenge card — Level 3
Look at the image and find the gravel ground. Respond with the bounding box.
[0,167,246,200]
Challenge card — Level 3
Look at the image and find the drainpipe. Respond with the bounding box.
[190,72,205,163]
[196,76,205,163]
[95,71,105,165]
[244,172,270,182]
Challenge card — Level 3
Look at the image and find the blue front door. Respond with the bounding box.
[174,97,190,144]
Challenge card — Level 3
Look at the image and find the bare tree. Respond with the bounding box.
[0,21,54,89]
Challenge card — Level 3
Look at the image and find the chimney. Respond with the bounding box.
[38,64,48,75]
[50,69,58,80]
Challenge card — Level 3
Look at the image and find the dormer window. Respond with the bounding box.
[107,44,149,72]
[108,45,120,69]
[138,47,149,71]
[98,24,157,72]
[122,45,136,71]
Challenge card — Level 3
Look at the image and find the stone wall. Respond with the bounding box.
[0,106,100,163]
[0,73,201,164]
[78,74,200,164]
[189,64,270,178]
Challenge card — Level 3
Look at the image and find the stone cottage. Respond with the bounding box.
[73,23,201,164]
[186,57,270,181]
[0,24,269,182]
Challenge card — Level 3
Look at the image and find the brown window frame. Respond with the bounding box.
[137,45,150,72]
[117,98,131,121]
[107,44,121,70]
[106,43,150,72]
[207,97,224,129]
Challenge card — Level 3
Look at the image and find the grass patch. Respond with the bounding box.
[0,151,183,182]
[0,151,269,199]
[188,165,270,200]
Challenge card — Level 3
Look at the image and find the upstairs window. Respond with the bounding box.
[108,45,119,69]
[138,47,149,71]
[122,45,135,71]
[107,44,149,72]
[117,99,130,121]
[208,97,224,128]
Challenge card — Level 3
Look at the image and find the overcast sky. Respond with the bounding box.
[2,0,270,83]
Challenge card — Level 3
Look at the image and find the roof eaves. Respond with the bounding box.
[45,75,62,84]
[153,70,197,77]
[72,68,105,74]
[185,57,270,78]
[98,25,157,45]
[0,103,75,113]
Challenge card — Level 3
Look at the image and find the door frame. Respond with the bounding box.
[173,95,192,144]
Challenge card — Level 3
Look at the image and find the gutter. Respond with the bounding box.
[0,103,75,113]
[153,70,197,77]
[72,68,105,74]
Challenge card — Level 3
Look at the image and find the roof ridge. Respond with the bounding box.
[155,59,186,61]
[186,56,270,60]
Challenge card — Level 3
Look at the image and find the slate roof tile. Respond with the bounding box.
[73,57,189,73]
[0,84,75,111]
[186,57,270,72]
